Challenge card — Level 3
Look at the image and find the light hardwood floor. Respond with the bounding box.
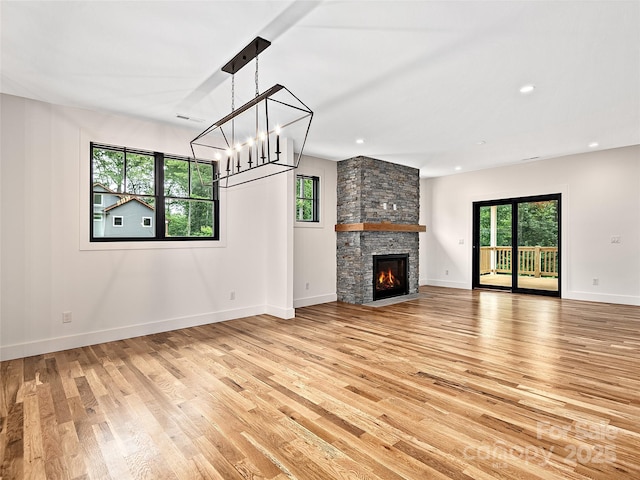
[1,286,639,479]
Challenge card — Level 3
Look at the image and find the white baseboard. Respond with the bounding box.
[293,293,337,308]
[264,305,296,319]
[563,290,640,306]
[424,279,471,289]
[0,305,266,361]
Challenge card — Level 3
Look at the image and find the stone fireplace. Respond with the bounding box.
[336,156,424,304]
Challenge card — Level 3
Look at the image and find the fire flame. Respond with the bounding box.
[377,268,400,290]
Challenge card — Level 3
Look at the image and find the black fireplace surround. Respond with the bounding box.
[373,254,409,301]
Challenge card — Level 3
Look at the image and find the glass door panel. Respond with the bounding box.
[473,194,560,297]
[515,200,559,292]
[478,204,513,288]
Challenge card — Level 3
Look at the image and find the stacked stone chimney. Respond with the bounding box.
[336,156,420,304]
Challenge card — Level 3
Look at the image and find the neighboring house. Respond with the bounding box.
[93,183,155,238]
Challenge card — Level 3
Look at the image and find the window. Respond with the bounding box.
[93,213,103,221]
[296,175,319,222]
[91,143,219,241]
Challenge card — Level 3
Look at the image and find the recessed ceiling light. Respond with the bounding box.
[519,84,535,94]
[356,138,364,144]
[454,166,462,171]
[588,142,599,148]
[476,140,486,145]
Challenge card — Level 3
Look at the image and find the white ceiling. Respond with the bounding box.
[2,0,639,177]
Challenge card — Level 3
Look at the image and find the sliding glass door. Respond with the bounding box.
[477,203,513,289]
[473,194,560,296]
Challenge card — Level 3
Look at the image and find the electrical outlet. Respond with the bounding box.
[230,291,236,300]
[592,278,599,286]
[62,311,72,323]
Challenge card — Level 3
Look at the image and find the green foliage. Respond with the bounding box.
[479,205,512,246]
[92,148,124,192]
[165,200,213,237]
[125,153,154,194]
[191,162,213,199]
[479,201,558,247]
[199,226,213,236]
[296,176,317,221]
[93,145,216,239]
[166,211,187,237]
[92,148,154,195]
[517,201,558,246]
[164,158,189,198]
[164,158,213,200]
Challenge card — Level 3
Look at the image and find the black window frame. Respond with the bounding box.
[295,174,320,223]
[90,142,219,242]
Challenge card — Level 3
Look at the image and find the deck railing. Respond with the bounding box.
[480,246,558,277]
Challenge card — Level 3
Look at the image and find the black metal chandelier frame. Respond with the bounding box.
[190,37,313,188]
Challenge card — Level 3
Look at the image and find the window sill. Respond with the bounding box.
[80,238,226,251]
[295,220,325,229]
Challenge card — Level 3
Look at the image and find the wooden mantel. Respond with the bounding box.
[335,222,426,233]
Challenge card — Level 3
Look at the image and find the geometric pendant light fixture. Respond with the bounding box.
[190,37,313,188]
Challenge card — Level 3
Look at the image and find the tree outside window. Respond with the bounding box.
[91,143,218,241]
[296,175,319,222]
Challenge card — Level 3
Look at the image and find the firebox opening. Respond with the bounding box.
[373,254,409,301]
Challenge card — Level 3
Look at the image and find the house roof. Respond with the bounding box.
[103,196,155,213]
[92,182,115,193]
[93,183,154,212]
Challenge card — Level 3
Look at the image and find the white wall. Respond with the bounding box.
[420,145,640,305]
[0,94,297,360]
[293,154,337,308]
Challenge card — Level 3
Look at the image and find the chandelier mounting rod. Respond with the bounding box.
[222,37,271,75]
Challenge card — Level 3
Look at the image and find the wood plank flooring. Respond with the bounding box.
[1,286,639,479]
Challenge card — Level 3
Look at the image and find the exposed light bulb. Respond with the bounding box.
[356,138,364,144]
[519,84,535,94]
